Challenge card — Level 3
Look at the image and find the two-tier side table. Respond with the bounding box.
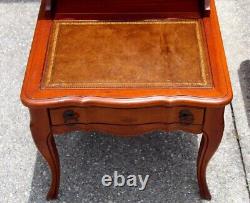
[21,0,233,200]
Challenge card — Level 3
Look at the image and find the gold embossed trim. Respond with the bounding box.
[42,19,212,89]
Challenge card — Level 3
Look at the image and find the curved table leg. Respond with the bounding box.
[197,107,225,200]
[29,108,60,200]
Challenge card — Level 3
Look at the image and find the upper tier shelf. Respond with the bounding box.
[44,0,210,19]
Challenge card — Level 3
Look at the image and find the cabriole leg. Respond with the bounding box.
[29,108,60,200]
[197,107,225,200]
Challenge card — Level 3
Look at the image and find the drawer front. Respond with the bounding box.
[50,106,204,126]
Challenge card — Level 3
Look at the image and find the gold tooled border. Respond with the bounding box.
[42,19,212,89]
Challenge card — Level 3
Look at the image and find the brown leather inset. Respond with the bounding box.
[42,20,212,88]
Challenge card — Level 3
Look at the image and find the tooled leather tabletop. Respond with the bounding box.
[42,19,212,89]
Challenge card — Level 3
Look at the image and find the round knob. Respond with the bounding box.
[63,110,79,123]
[179,109,194,125]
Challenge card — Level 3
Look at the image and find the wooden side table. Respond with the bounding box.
[21,0,233,200]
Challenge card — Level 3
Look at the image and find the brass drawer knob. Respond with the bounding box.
[63,110,79,123]
[179,109,194,125]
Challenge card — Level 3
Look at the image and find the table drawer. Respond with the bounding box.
[50,106,204,126]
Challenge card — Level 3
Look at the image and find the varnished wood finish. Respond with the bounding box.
[21,0,233,200]
[54,0,202,20]
[21,0,232,108]
[52,123,203,137]
[50,106,204,126]
[198,107,225,200]
[43,0,210,19]
[29,108,60,200]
